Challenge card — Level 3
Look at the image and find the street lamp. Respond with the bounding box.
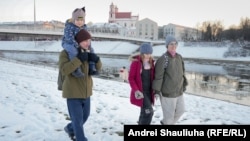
[34,0,36,31]
[34,0,37,45]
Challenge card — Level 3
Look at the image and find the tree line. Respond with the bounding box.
[197,17,250,41]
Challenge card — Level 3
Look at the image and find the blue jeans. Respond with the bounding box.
[65,98,90,141]
[62,42,78,60]
[62,42,84,78]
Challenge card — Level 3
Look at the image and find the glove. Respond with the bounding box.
[77,51,88,62]
[88,53,99,63]
[183,76,188,92]
[135,90,144,99]
[183,86,187,92]
[154,90,161,94]
[155,93,160,100]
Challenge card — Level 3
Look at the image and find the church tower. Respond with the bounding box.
[108,2,116,23]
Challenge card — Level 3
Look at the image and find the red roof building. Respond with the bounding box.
[108,2,139,29]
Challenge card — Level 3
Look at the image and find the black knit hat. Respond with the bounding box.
[75,29,91,44]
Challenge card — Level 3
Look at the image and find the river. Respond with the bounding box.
[1,51,250,106]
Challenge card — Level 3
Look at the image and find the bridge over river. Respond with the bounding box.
[0,28,164,46]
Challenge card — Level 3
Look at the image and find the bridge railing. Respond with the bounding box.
[0,26,165,44]
[0,25,63,32]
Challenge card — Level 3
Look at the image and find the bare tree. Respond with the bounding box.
[239,17,250,41]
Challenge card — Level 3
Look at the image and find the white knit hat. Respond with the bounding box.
[72,8,85,22]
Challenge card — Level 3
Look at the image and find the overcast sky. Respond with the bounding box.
[0,0,249,28]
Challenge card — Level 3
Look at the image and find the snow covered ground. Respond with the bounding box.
[0,41,250,141]
[1,59,250,141]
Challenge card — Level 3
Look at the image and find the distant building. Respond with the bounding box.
[0,21,64,41]
[136,18,158,40]
[0,21,64,32]
[108,2,139,37]
[87,22,125,35]
[163,23,201,41]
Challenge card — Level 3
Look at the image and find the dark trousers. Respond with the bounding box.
[138,91,153,125]
[65,97,90,141]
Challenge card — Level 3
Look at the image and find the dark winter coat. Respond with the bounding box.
[153,52,188,98]
[128,53,155,107]
[61,19,84,49]
[58,50,102,98]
